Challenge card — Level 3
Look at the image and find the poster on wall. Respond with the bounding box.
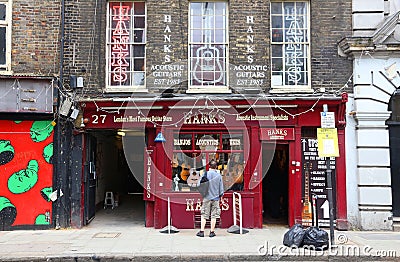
[301,137,337,227]
[0,120,54,229]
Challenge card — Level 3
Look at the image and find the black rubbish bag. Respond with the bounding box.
[302,226,329,250]
[283,224,305,247]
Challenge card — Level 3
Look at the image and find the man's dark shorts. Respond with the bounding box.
[201,199,221,219]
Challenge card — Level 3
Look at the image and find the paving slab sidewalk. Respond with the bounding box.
[0,224,399,261]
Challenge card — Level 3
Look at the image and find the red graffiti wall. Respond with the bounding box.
[0,120,54,228]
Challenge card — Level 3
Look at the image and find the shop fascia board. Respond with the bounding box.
[78,95,342,111]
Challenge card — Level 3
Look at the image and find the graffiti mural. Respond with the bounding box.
[0,120,54,228]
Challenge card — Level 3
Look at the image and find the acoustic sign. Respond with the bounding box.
[301,137,336,227]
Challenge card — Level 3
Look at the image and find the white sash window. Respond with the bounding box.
[188,2,230,93]
[106,1,146,92]
[270,1,311,92]
[0,0,12,73]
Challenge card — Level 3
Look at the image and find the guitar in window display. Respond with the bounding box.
[186,154,201,188]
[302,162,312,226]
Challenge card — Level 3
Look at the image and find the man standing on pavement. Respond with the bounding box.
[196,159,224,238]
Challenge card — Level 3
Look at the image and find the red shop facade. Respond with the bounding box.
[79,94,348,230]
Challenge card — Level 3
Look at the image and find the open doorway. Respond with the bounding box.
[84,130,145,227]
[262,144,289,225]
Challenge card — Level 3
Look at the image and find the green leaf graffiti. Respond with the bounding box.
[0,197,17,226]
[40,187,53,202]
[30,121,54,142]
[43,143,53,164]
[8,160,39,194]
[35,214,50,225]
[0,140,14,165]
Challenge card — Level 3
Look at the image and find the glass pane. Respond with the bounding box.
[284,2,295,16]
[133,72,145,86]
[271,2,282,14]
[111,64,131,86]
[214,29,225,42]
[296,2,306,15]
[285,29,305,42]
[215,16,225,29]
[271,29,283,42]
[272,58,283,71]
[134,2,145,15]
[297,15,306,28]
[284,18,297,29]
[134,30,144,43]
[172,152,198,191]
[205,29,214,42]
[271,16,283,28]
[191,29,202,42]
[204,16,214,29]
[0,27,5,65]
[134,59,144,71]
[215,2,226,15]
[134,17,145,28]
[271,72,283,86]
[285,69,303,85]
[133,45,145,57]
[0,4,5,20]
[271,44,283,57]
[203,2,214,14]
[223,152,244,191]
[190,3,202,16]
[191,16,202,29]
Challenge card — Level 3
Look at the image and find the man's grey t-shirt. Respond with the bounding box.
[204,168,224,201]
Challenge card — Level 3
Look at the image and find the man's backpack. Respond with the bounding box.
[197,172,209,197]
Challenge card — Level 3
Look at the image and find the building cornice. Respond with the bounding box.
[338,11,400,56]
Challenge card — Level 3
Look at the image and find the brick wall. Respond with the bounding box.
[62,0,106,93]
[11,0,61,75]
[61,0,352,96]
[311,0,353,91]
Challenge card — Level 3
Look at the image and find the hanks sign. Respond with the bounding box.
[259,128,294,141]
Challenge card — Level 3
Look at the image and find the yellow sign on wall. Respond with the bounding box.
[317,128,339,157]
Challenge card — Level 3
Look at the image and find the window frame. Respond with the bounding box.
[187,1,231,94]
[105,1,147,93]
[270,1,311,93]
[0,0,12,74]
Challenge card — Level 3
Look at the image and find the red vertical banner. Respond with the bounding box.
[143,146,155,201]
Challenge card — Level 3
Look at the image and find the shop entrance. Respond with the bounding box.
[83,130,146,226]
[262,144,289,225]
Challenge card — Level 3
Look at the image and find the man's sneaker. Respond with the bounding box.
[209,231,216,238]
[196,231,204,237]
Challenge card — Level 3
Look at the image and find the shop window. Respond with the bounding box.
[0,0,11,73]
[172,131,244,192]
[188,1,230,93]
[270,1,310,92]
[106,1,146,91]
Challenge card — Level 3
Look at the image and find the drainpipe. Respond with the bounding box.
[59,0,65,85]
[55,0,66,229]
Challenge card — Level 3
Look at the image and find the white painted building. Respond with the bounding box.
[339,0,400,230]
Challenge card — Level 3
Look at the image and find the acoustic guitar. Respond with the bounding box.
[180,163,191,181]
[186,155,200,187]
[302,162,312,225]
[233,163,244,184]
